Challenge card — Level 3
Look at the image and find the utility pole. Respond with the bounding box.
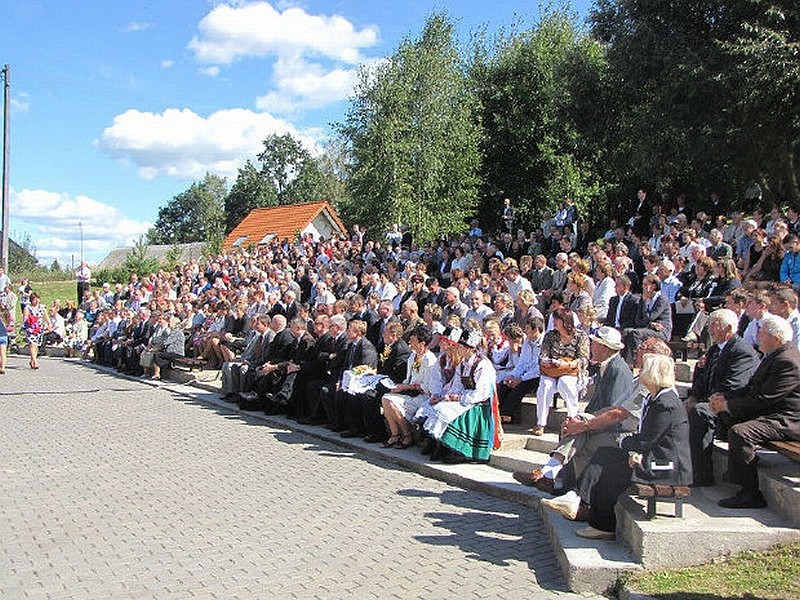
[1,65,9,272]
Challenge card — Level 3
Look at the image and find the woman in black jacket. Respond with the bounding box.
[543,354,692,540]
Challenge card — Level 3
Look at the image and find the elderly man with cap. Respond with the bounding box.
[415,327,499,463]
[514,326,634,491]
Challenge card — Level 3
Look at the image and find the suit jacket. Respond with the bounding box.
[691,334,759,400]
[633,294,672,340]
[585,353,634,415]
[264,328,295,364]
[529,267,554,293]
[726,343,800,435]
[327,333,350,381]
[376,339,411,383]
[366,315,399,347]
[604,293,640,330]
[623,388,693,485]
[344,338,378,371]
[351,308,379,329]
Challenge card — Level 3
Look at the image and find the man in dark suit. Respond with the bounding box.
[604,275,640,330]
[622,274,672,364]
[300,314,349,425]
[687,309,761,486]
[348,294,379,329]
[240,315,293,412]
[710,315,800,508]
[399,274,430,317]
[366,300,399,347]
[324,319,378,431]
[260,317,317,416]
[343,321,411,442]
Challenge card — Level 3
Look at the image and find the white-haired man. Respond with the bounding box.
[687,308,760,486]
[709,315,800,508]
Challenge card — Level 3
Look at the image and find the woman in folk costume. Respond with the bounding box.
[415,327,501,463]
[381,324,444,449]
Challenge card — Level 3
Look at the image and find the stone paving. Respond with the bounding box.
[0,356,601,599]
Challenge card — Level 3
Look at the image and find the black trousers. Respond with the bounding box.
[577,446,632,533]
[728,418,799,493]
[688,402,719,485]
[498,377,539,419]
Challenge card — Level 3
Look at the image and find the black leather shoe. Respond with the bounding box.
[340,430,361,438]
[718,491,767,509]
[363,435,384,443]
[419,437,434,455]
[442,452,467,464]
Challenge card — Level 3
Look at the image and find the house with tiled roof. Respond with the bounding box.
[222,201,347,251]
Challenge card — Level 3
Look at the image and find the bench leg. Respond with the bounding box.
[675,498,684,518]
[646,498,656,519]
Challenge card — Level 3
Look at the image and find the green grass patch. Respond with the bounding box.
[622,542,800,599]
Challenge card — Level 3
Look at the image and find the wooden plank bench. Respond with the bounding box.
[629,483,691,518]
[766,440,800,463]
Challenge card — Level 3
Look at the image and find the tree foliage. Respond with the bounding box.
[589,0,800,204]
[471,10,611,228]
[147,173,227,245]
[224,160,277,234]
[340,13,482,242]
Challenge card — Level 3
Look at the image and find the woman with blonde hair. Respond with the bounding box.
[542,354,691,540]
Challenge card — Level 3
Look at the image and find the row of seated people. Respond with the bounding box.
[511,309,800,540]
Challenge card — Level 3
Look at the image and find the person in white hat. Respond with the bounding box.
[514,325,635,493]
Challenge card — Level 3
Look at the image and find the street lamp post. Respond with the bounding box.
[1,65,10,272]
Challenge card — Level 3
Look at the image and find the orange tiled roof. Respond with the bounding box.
[223,201,346,249]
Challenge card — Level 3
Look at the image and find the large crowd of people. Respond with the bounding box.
[4,189,800,540]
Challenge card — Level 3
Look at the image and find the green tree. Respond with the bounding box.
[147,173,227,244]
[718,0,800,200]
[470,10,611,229]
[589,0,799,204]
[224,160,277,233]
[257,133,325,205]
[339,13,482,242]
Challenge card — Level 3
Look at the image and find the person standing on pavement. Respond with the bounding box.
[23,292,45,370]
[75,261,91,305]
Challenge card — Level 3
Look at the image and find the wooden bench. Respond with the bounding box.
[629,483,691,518]
[766,441,800,463]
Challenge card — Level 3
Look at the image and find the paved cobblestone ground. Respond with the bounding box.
[0,356,598,599]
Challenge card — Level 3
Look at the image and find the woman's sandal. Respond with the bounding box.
[394,434,414,449]
[382,435,400,448]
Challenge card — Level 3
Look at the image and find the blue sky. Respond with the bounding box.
[1,0,592,268]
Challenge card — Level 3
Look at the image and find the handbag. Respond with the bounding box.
[540,359,579,378]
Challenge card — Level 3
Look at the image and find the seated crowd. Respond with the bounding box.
[7,191,800,541]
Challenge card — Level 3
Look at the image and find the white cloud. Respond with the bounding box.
[188,2,378,65]
[10,188,151,266]
[97,107,318,180]
[125,21,153,33]
[188,1,379,113]
[161,59,174,69]
[200,65,221,78]
[255,56,358,112]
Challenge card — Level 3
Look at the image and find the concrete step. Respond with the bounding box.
[616,485,800,570]
[539,503,641,593]
[83,361,798,595]
[713,440,800,527]
[489,447,551,473]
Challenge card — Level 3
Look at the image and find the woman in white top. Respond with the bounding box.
[381,325,443,449]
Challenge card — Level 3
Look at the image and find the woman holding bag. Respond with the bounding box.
[532,307,589,435]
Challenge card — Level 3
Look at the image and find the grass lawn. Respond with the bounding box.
[622,542,800,599]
